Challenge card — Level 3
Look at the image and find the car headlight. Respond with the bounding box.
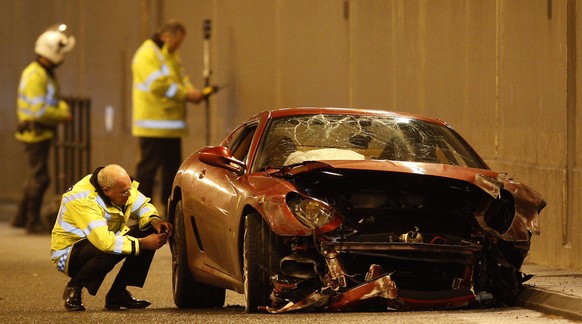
[288,196,336,229]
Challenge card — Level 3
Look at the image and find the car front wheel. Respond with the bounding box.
[243,212,281,312]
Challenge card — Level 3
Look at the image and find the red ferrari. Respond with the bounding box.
[167,107,545,313]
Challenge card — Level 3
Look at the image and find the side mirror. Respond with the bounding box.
[198,146,245,174]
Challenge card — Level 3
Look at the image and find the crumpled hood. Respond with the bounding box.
[272,159,545,238]
[275,160,497,191]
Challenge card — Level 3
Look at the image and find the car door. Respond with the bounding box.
[189,122,258,277]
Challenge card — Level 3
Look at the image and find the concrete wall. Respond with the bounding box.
[0,0,579,269]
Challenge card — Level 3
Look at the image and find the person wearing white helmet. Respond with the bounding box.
[35,24,76,65]
[13,24,75,233]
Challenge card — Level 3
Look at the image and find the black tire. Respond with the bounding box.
[243,213,280,312]
[172,200,226,308]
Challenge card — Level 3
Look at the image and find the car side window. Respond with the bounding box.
[226,124,257,163]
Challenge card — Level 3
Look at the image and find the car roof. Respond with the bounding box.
[251,107,450,127]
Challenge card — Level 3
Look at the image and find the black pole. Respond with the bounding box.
[203,19,211,146]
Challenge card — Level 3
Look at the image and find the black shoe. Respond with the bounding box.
[63,285,85,311]
[105,289,151,310]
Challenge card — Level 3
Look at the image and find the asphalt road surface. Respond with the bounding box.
[0,222,575,323]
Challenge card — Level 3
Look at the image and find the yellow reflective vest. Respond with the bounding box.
[131,39,194,138]
[50,171,159,274]
[15,61,71,143]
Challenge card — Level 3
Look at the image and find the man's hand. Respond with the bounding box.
[139,233,168,250]
[185,85,220,103]
[202,85,219,97]
[150,218,174,236]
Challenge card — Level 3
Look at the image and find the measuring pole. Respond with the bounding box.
[203,19,211,146]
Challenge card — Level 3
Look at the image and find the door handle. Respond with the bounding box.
[198,169,206,179]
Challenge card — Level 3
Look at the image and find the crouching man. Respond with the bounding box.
[50,164,173,311]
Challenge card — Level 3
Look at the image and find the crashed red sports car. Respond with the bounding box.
[167,107,545,313]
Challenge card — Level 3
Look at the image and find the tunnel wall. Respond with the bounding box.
[0,0,579,268]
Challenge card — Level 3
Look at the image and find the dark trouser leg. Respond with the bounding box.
[67,225,156,295]
[14,140,51,230]
[13,196,28,228]
[135,137,163,200]
[108,227,156,294]
[67,240,124,295]
[135,137,181,217]
[160,138,182,214]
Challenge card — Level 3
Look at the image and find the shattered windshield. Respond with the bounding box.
[254,114,486,171]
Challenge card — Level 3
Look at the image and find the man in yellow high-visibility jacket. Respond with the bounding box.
[131,20,217,214]
[14,24,75,233]
[51,164,173,311]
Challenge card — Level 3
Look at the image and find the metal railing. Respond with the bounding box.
[53,97,91,194]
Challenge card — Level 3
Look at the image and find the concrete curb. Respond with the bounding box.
[515,286,582,321]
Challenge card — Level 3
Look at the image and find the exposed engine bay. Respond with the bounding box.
[262,166,538,313]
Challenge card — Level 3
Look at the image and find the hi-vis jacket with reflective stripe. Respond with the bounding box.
[15,61,71,143]
[50,171,159,275]
[132,39,194,138]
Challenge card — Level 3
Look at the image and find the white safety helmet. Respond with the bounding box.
[35,24,75,64]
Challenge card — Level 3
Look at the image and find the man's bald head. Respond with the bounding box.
[98,164,133,206]
[98,164,130,188]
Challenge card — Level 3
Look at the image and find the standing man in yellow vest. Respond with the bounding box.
[14,24,75,233]
[131,20,217,215]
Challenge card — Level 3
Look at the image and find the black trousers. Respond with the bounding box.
[67,225,157,296]
[13,140,51,229]
[135,137,182,213]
